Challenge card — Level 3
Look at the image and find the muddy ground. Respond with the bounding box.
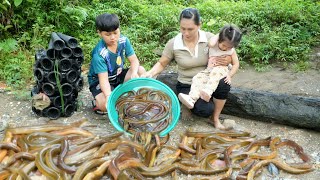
[0,65,319,179]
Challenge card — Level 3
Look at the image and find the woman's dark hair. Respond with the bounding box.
[179,8,201,25]
[95,13,120,32]
[218,24,242,47]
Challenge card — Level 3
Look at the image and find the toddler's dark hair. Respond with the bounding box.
[179,8,201,26]
[218,24,242,47]
[95,13,120,32]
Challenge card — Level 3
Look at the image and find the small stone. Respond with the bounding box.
[267,162,279,176]
[223,119,236,129]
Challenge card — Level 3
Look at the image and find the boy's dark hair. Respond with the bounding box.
[218,24,242,47]
[95,13,120,32]
[179,8,201,26]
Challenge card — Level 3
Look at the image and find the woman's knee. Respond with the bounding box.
[176,82,191,95]
[213,78,231,99]
[191,99,214,118]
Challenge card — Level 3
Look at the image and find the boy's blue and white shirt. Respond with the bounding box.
[88,35,135,86]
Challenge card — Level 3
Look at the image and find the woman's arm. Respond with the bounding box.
[210,52,233,66]
[142,55,171,78]
[208,35,218,48]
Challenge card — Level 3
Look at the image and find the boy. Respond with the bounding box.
[88,13,145,114]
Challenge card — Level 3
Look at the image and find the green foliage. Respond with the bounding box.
[197,0,320,69]
[12,90,31,101]
[118,2,181,65]
[292,61,310,72]
[1,0,320,89]
[14,0,22,7]
[0,38,18,53]
[198,0,320,69]
[61,6,89,31]
[0,38,33,89]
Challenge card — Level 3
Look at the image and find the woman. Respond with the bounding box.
[142,8,232,129]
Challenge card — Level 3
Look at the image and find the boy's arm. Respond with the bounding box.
[127,54,140,78]
[228,50,240,77]
[124,37,140,78]
[98,72,112,97]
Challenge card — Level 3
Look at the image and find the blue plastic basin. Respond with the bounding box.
[107,78,180,137]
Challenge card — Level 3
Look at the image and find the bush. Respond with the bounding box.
[1,0,319,88]
[197,0,320,70]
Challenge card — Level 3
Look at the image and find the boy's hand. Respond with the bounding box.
[224,75,232,85]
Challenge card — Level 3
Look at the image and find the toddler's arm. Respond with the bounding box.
[225,50,240,85]
[229,51,240,77]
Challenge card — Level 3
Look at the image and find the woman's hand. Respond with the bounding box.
[209,55,232,66]
[140,71,153,78]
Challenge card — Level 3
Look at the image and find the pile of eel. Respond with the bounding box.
[0,121,315,179]
[116,88,172,135]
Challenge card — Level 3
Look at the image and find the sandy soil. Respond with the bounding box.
[0,65,319,179]
[232,66,320,97]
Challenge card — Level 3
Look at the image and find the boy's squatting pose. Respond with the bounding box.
[87,13,145,114]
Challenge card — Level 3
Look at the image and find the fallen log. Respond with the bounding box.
[156,72,320,131]
[224,88,320,131]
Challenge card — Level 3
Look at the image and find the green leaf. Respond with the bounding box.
[14,0,23,7]
[207,19,216,26]
[4,25,13,31]
[0,4,8,11]
[4,0,11,6]
[0,39,18,53]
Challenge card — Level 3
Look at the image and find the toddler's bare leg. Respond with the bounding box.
[200,90,212,102]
